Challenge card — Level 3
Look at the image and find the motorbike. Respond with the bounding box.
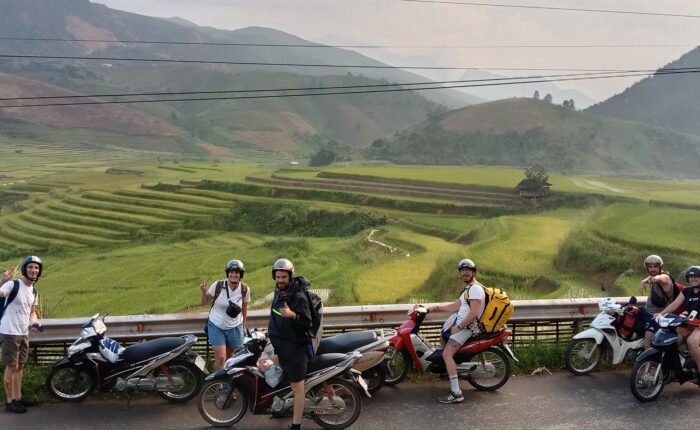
[383,305,518,391]
[565,297,644,375]
[629,310,700,402]
[46,313,206,404]
[197,330,371,429]
[315,328,395,394]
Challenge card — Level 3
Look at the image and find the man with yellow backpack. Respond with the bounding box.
[427,258,513,404]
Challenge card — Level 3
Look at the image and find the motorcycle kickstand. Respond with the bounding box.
[124,392,135,410]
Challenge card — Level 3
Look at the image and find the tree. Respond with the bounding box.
[533,90,540,100]
[543,93,553,104]
[308,149,338,167]
[520,164,549,191]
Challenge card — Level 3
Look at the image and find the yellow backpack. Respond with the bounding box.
[464,284,514,333]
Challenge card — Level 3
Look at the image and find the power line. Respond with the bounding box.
[3,68,698,109]
[396,0,700,19]
[0,53,657,72]
[0,69,670,102]
[0,36,695,49]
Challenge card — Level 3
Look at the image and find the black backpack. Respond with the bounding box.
[293,276,323,354]
[649,273,683,308]
[0,280,37,322]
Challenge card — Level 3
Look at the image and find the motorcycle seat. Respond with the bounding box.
[307,353,348,374]
[122,337,186,363]
[316,331,378,355]
[469,330,506,341]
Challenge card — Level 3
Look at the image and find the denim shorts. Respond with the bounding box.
[206,320,243,349]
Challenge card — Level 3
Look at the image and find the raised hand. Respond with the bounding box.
[1,265,14,284]
[199,277,208,293]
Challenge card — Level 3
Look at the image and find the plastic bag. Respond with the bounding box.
[100,337,124,363]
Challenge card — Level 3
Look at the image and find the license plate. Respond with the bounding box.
[194,355,207,372]
[357,375,370,396]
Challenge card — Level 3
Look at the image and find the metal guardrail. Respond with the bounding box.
[31,297,645,345]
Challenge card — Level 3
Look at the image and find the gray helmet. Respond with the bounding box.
[644,255,664,268]
[686,265,700,283]
[457,258,477,272]
[225,259,245,278]
[272,258,294,279]
[21,255,43,280]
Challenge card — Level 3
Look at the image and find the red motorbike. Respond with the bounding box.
[384,305,518,391]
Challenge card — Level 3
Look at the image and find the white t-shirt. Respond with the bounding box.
[207,280,251,330]
[0,279,38,336]
[456,282,486,333]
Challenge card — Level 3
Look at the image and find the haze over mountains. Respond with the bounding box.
[1,0,700,177]
[586,46,700,136]
[0,0,475,155]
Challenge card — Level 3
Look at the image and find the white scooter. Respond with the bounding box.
[565,297,644,375]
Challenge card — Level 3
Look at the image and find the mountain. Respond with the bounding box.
[457,70,598,108]
[586,46,700,135]
[0,0,468,154]
[366,98,700,177]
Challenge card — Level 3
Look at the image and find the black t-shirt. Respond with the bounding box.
[684,287,700,314]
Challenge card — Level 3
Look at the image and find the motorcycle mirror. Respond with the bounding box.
[689,310,698,320]
[629,296,637,305]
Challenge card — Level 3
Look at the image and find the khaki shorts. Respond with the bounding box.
[0,334,30,366]
[448,328,474,346]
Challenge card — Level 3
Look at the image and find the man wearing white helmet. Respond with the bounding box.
[427,258,485,404]
[0,256,43,413]
[638,255,681,350]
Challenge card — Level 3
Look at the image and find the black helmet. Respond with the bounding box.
[685,265,700,283]
[21,255,43,280]
[644,255,664,268]
[272,258,294,279]
[225,259,245,278]
[458,258,477,272]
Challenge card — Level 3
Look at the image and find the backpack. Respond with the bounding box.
[614,305,640,341]
[293,276,323,355]
[464,283,514,333]
[649,273,683,308]
[0,280,37,323]
[204,280,249,335]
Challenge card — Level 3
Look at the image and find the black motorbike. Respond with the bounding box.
[46,313,206,403]
[629,311,700,402]
[197,330,370,429]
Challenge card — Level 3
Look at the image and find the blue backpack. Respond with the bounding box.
[0,280,37,322]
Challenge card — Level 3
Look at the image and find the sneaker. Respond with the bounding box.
[18,397,39,407]
[6,400,27,413]
[438,391,464,404]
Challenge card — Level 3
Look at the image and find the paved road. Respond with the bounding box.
[3,371,697,429]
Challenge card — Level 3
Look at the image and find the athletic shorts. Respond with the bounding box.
[276,344,309,383]
[0,334,29,366]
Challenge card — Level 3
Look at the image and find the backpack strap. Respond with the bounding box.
[210,280,225,309]
[1,280,21,316]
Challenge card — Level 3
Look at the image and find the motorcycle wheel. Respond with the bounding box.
[630,356,665,402]
[311,377,362,430]
[156,360,203,403]
[197,380,248,427]
[466,347,511,391]
[383,347,410,386]
[46,362,96,401]
[564,338,601,375]
[362,362,386,394]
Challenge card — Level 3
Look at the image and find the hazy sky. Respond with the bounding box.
[95,0,700,101]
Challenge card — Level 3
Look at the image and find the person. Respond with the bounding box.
[638,255,680,350]
[268,258,312,430]
[199,259,250,371]
[656,265,700,381]
[427,258,485,404]
[0,256,43,414]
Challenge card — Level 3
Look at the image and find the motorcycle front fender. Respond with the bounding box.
[204,368,231,382]
[572,328,605,344]
[635,347,663,363]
